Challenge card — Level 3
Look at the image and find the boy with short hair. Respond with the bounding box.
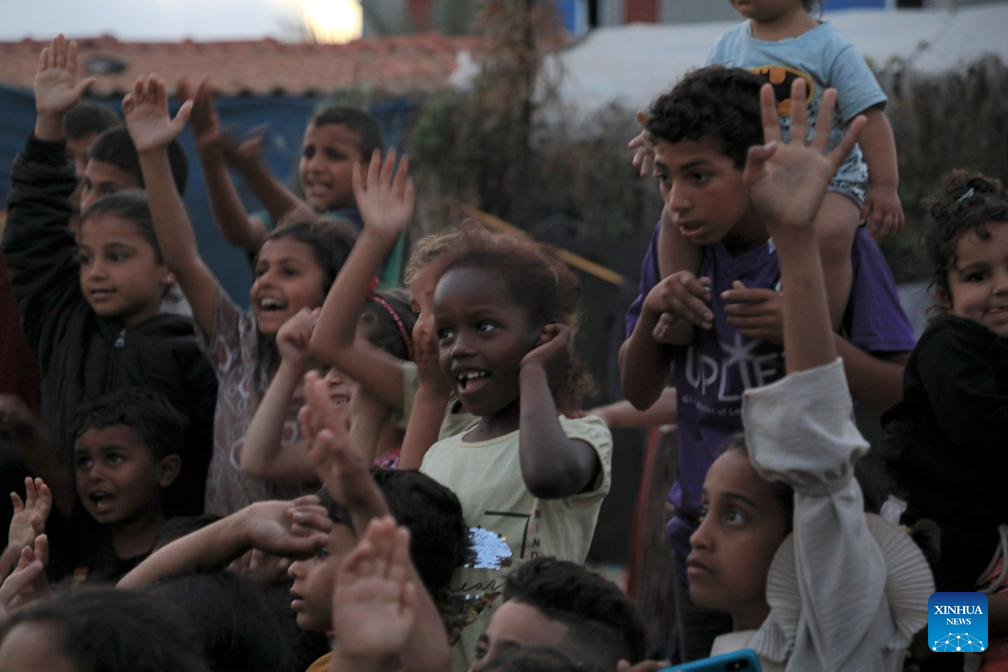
[62,100,121,223]
[2,35,216,521]
[619,65,916,661]
[70,387,185,583]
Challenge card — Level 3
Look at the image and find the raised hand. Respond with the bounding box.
[122,74,193,153]
[353,148,415,244]
[276,308,319,369]
[34,35,95,140]
[863,184,904,241]
[8,478,52,552]
[628,110,655,178]
[743,79,866,235]
[330,517,417,663]
[0,395,44,445]
[723,280,783,344]
[177,77,219,146]
[0,535,49,615]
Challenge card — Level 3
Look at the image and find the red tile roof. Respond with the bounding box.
[0,34,486,97]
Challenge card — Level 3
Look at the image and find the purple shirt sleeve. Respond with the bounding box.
[845,228,916,354]
[625,221,662,338]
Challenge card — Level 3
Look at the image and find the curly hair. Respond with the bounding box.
[922,170,1008,308]
[428,225,595,413]
[360,288,417,361]
[645,66,764,168]
[503,557,648,667]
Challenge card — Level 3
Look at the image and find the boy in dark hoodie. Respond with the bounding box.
[1,35,215,523]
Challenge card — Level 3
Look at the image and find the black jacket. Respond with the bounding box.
[2,135,216,517]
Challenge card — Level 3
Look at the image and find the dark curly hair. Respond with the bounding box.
[645,66,764,169]
[361,288,417,361]
[922,170,1008,309]
[429,225,595,413]
[503,557,648,667]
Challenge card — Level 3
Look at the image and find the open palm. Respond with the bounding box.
[122,75,192,153]
[353,148,415,242]
[34,35,94,116]
[743,80,865,234]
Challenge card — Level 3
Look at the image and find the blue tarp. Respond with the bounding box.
[0,83,415,307]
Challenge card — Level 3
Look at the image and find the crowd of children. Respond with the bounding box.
[0,0,1005,668]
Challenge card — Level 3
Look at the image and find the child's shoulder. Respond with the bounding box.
[919,313,1004,351]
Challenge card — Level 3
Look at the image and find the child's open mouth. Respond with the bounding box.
[455,369,491,393]
[257,297,288,313]
[89,491,114,512]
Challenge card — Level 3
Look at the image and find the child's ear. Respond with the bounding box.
[157,454,181,488]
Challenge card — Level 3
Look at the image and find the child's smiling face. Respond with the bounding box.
[687,448,790,629]
[299,122,363,212]
[433,267,541,420]
[250,238,328,337]
[946,220,1008,337]
[73,424,178,526]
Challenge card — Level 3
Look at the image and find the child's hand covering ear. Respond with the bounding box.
[520,323,573,376]
[743,79,866,236]
[7,477,52,553]
[122,74,193,153]
[33,35,95,131]
[329,517,417,670]
[353,148,415,245]
[0,535,49,616]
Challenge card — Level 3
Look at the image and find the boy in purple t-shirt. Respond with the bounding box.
[619,66,915,662]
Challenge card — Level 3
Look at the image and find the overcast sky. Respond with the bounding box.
[1,0,318,41]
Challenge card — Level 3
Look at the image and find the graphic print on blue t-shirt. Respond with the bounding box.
[928,592,988,654]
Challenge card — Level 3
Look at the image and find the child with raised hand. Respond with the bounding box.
[2,37,216,519]
[240,287,416,482]
[122,73,357,515]
[880,172,1008,669]
[684,79,932,671]
[633,0,901,333]
[404,227,611,669]
[308,151,476,469]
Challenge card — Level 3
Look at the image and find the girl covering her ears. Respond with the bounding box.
[686,80,931,671]
[122,74,357,515]
[239,288,417,484]
[415,225,611,670]
[881,172,1008,670]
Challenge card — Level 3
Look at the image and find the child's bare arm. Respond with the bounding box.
[744,80,865,372]
[241,308,320,483]
[227,142,306,225]
[181,78,269,253]
[398,315,451,470]
[124,75,220,340]
[857,107,903,241]
[518,325,601,499]
[587,387,677,429]
[301,376,451,672]
[117,497,329,589]
[33,35,95,143]
[654,205,701,344]
[309,150,415,409]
